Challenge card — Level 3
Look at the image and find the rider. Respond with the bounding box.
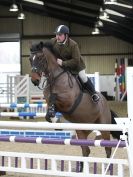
[51,25,100,103]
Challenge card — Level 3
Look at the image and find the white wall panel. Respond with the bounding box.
[70,23,92,34]
[72,36,133,54]
[84,55,133,74]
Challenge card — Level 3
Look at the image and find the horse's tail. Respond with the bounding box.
[110,110,122,140]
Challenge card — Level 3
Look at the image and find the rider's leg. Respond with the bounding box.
[78,70,100,103]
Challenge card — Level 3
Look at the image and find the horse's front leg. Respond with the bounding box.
[101,131,112,158]
[45,93,57,122]
[45,104,56,122]
[76,130,91,172]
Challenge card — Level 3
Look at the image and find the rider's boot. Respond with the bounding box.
[84,78,100,103]
[45,104,56,123]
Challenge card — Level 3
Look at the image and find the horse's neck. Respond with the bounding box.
[47,53,63,78]
[52,66,64,79]
[44,59,81,112]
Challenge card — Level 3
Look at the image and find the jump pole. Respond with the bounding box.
[0,112,46,117]
[0,135,126,147]
[0,151,128,177]
[0,121,128,131]
[0,103,47,108]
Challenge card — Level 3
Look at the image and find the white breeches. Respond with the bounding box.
[78,70,88,83]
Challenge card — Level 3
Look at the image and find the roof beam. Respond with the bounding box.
[108,14,133,30]
[23,4,95,27]
[119,0,133,5]
[100,21,133,44]
[45,0,99,16]
[78,0,103,6]
[104,4,133,19]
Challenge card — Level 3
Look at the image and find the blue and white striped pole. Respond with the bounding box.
[0,103,47,108]
[0,112,46,117]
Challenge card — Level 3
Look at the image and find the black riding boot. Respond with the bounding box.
[84,78,100,103]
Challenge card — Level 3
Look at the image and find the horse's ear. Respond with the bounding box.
[30,42,43,53]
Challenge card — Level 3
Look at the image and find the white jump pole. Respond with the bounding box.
[0,121,127,131]
[126,67,133,177]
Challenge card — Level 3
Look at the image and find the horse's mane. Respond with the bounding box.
[30,41,44,53]
[30,41,59,58]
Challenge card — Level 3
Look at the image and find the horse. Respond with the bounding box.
[29,41,121,171]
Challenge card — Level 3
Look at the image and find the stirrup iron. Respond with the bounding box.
[92,93,100,103]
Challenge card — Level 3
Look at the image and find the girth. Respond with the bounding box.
[60,90,83,115]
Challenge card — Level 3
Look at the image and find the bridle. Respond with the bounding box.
[30,48,74,91]
[31,51,48,74]
[30,50,50,90]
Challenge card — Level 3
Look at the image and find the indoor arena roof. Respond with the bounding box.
[0,0,133,44]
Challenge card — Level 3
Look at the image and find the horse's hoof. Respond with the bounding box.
[45,115,52,123]
[45,118,52,123]
[0,171,6,176]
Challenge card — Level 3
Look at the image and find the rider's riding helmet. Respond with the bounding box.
[54,25,69,35]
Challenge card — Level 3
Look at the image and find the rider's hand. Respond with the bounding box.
[57,58,63,66]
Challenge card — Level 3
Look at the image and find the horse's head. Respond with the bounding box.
[29,41,45,86]
[29,41,59,86]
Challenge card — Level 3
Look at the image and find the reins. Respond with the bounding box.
[52,70,74,88]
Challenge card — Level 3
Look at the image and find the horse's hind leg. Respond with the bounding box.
[76,130,91,172]
[101,131,112,158]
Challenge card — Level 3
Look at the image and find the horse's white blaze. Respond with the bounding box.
[33,55,36,61]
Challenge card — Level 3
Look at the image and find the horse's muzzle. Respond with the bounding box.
[31,79,40,86]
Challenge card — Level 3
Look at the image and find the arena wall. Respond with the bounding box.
[0,5,133,76]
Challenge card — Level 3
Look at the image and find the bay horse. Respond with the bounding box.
[29,41,121,171]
